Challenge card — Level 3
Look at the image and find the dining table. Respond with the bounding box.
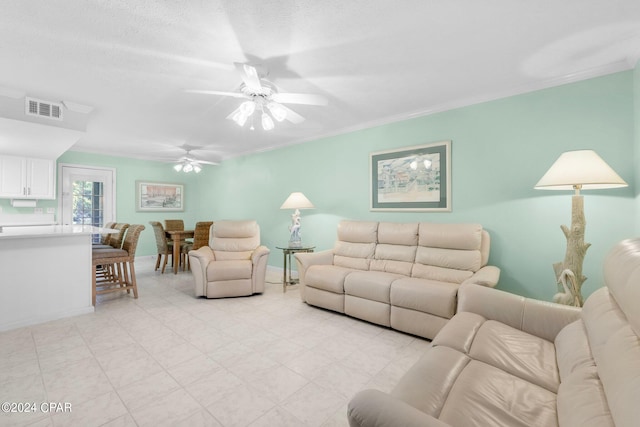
[165,229,194,274]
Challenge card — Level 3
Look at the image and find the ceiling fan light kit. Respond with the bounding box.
[189,63,327,132]
[174,159,202,173]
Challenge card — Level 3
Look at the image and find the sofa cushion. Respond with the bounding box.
[334,241,375,270]
[305,265,355,293]
[555,320,595,379]
[377,222,418,245]
[411,262,474,284]
[338,220,379,243]
[582,288,640,427]
[418,222,483,250]
[415,246,481,272]
[390,278,458,319]
[333,220,378,270]
[344,271,402,303]
[391,345,469,418]
[435,314,560,393]
[206,260,252,281]
[468,320,560,393]
[557,369,615,427]
[438,360,558,427]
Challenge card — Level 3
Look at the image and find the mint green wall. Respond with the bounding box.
[2,71,632,303]
[205,71,635,302]
[52,151,213,257]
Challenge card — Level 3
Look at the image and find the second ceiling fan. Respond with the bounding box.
[188,63,328,130]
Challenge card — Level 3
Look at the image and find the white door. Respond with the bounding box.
[59,164,115,227]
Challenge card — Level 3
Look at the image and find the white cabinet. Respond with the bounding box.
[0,155,56,199]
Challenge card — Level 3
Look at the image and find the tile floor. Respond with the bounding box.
[0,257,432,427]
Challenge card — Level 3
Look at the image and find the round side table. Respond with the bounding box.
[276,245,315,292]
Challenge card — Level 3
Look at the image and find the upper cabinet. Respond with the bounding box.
[0,155,56,199]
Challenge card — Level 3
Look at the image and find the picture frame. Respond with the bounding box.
[136,181,184,212]
[370,140,451,212]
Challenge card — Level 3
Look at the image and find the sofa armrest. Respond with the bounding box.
[461,265,500,287]
[294,249,334,302]
[251,245,270,293]
[294,249,334,283]
[251,245,270,264]
[348,389,451,427]
[188,246,215,297]
[457,283,582,342]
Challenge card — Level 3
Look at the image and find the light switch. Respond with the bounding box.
[46,208,55,214]
[34,208,43,214]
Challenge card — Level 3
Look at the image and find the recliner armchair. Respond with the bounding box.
[189,220,270,298]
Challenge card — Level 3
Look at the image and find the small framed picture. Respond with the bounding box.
[136,181,184,212]
[370,140,451,211]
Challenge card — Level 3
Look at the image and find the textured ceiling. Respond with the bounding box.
[1,0,639,166]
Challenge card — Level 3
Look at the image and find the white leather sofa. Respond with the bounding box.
[348,237,640,427]
[189,220,270,298]
[295,220,500,339]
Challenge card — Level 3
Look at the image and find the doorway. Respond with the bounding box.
[58,164,116,230]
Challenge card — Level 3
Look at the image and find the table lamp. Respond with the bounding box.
[535,149,627,306]
[280,192,315,247]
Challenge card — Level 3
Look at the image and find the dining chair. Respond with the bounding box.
[91,224,145,305]
[150,221,179,273]
[181,221,213,270]
[92,222,116,249]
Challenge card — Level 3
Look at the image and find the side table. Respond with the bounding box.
[276,245,315,292]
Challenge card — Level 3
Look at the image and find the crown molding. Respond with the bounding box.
[228,61,634,161]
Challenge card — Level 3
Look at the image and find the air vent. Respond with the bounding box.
[25,97,63,121]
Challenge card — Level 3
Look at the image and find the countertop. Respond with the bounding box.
[0,225,115,240]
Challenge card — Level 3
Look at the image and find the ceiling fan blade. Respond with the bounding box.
[225,105,243,120]
[281,105,305,124]
[195,160,220,166]
[272,92,328,106]
[234,62,263,92]
[186,89,247,99]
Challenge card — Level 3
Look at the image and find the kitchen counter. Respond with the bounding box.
[0,225,117,331]
[0,224,107,239]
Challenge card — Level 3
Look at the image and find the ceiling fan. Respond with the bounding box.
[172,145,219,173]
[187,63,328,130]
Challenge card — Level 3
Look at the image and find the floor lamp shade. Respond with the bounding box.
[535,150,627,307]
[535,150,627,192]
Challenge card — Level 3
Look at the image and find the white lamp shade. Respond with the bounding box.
[280,192,315,209]
[535,150,627,191]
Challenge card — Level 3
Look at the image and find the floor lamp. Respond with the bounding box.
[535,150,627,307]
[280,192,315,247]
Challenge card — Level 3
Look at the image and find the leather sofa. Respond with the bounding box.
[189,220,270,298]
[295,220,500,339]
[348,237,640,427]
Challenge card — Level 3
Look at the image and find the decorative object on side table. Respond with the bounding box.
[280,192,315,247]
[535,150,627,306]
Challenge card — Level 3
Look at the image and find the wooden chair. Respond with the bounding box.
[91,224,145,305]
[92,222,116,249]
[150,221,177,273]
[181,221,213,270]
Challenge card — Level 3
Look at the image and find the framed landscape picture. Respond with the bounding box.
[370,140,451,211]
[136,181,184,212]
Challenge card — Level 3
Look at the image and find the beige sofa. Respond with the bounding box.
[295,220,500,339]
[189,220,270,298]
[348,237,640,427]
